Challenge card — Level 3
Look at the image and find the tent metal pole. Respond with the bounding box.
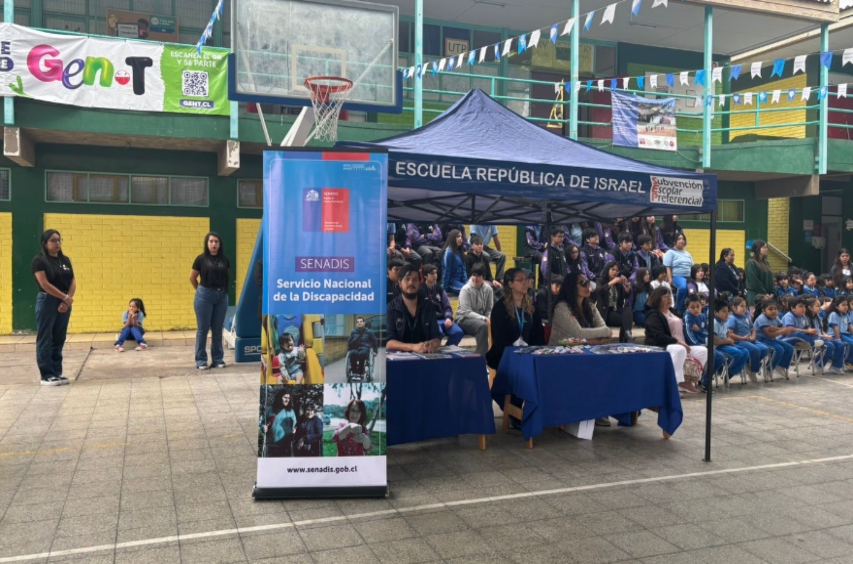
[819,23,829,175]
[704,210,717,462]
[545,206,553,323]
[414,0,423,128]
[569,0,579,140]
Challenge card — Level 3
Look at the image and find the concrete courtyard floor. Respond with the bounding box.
[3,347,853,563]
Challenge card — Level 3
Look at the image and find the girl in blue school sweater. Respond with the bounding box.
[753,299,796,379]
[805,296,844,374]
[115,298,148,352]
[727,296,769,381]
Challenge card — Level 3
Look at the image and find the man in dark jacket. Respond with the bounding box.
[386,259,404,304]
[539,225,567,288]
[465,234,503,296]
[421,264,464,346]
[387,264,442,353]
[348,317,379,375]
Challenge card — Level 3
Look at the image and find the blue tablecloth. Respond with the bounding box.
[386,355,496,446]
[492,347,683,440]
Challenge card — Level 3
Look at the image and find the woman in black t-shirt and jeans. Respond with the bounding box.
[31,229,75,386]
[189,232,231,370]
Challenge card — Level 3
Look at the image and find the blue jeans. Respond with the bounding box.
[734,340,769,372]
[632,310,646,327]
[194,286,228,367]
[35,293,71,380]
[672,276,688,312]
[116,326,146,346]
[438,320,465,346]
[759,338,794,369]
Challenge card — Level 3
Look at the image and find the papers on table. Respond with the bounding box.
[387,349,481,360]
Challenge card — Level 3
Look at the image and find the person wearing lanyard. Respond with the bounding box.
[189,232,231,370]
[386,264,442,353]
[32,229,76,386]
[486,268,545,371]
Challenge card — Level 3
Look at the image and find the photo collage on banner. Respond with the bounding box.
[256,149,388,498]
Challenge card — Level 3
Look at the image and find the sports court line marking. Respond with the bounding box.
[810,376,853,389]
[2,453,853,563]
[719,394,853,424]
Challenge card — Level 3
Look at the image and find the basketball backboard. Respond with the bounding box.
[229,0,402,113]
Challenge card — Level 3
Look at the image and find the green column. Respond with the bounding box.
[4,0,14,126]
[702,6,713,169]
[819,23,829,175]
[414,0,423,128]
[569,0,579,140]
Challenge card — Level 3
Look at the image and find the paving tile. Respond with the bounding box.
[311,545,380,564]
[369,537,441,564]
[738,537,821,564]
[352,516,418,544]
[405,510,470,535]
[782,530,853,559]
[298,523,364,552]
[114,543,180,564]
[605,530,681,559]
[179,536,247,564]
[239,530,306,561]
[424,530,495,560]
[555,536,633,564]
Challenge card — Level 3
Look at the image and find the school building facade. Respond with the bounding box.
[1,0,852,333]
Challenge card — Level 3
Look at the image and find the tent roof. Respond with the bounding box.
[339,89,716,225]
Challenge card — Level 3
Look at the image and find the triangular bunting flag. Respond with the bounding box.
[666,73,674,88]
[623,77,630,89]
[554,82,561,94]
[718,94,726,107]
[705,95,714,107]
[679,71,689,86]
[650,75,657,89]
[447,56,455,71]
[744,92,753,105]
[652,0,667,7]
[467,50,475,66]
[502,39,513,57]
[597,79,604,91]
[456,53,464,68]
[479,48,487,64]
[584,11,594,32]
[637,76,645,89]
[601,3,617,25]
[730,65,741,81]
[494,44,500,62]
[586,80,592,92]
[439,58,446,71]
[821,51,833,69]
[712,67,722,84]
[416,65,422,79]
[751,61,762,79]
[801,86,811,101]
[694,69,706,86]
[759,91,767,103]
[518,34,527,54]
[733,93,741,105]
[562,17,575,36]
[771,59,785,78]
[838,83,848,98]
[574,81,581,93]
[793,55,806,75]
[771,89,781,103]
[431,61,438,76]
[632,0,642,15]
[787,88,796,102]
[844,48,853,67]
[550,24,558,43]
[404,67,412,80]
[818,86,827,100]
[529,29,541,48]
[610,78,618,90]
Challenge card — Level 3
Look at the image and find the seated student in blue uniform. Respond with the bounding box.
[800,272,820,297]
[826,296,853,367]
[775,272,797,299]
[712,299,749,382]
[727,296,769,381]
[820,275,836,299]
[753,298,797,379]
[781,296,820,347]
[683,295,708,347]
[804,295,844,374]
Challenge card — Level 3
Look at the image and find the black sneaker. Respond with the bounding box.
[40,376,62,386]
[56,375,69,385]
[214,362,227,369]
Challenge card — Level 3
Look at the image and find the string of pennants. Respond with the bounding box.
[195,0,225,54]
[400,0,853,91]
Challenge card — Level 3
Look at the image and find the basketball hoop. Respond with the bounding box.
[304,76,354,142]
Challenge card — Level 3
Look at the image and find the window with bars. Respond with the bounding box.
[0,169,9,201]
[238,179,263,208]
[46,171,208,207]
[684,200,745,222]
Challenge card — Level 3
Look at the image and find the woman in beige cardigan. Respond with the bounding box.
[548,271,611,345]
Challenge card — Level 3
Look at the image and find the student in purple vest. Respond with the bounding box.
[407,223,442,266]
[386,223,422,269]
[597,220,619,251]
[613,232,639,282]
[540,225,568,289]
[635,234,661,272]
[580,228,613,281]
[524,225,545,264]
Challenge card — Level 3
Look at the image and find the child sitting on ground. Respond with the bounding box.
[277,333,306,384]
[115,298,147,352]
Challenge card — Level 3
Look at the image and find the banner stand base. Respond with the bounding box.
[252,484,389,500]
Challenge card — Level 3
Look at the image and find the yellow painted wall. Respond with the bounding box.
[44,214,209,332]
[236,218,262,304]
[0,213,12,335]
[464,225,518,279]
[683,228,746,269]
[767,198,791,272]
[731,75,808,140]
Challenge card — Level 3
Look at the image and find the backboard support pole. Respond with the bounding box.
[281,107,316,147]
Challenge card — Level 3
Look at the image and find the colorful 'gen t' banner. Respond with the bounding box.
[255,149,388,499]
[0,23,229,115]
[611,92,677,152]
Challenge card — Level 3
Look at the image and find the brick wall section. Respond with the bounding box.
[236,218,262,304]
[325,337,349,365]
[767,198,791,272]
[44,214,209,332]
[0,213,11,334]
[683,229,746,269]
[731,75,807,140]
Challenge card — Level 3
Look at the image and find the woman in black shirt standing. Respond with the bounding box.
[189,232,230,370]
[32,229,75,386]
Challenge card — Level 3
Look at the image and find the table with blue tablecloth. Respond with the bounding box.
[492,346,683,443]
[386,354,496,448]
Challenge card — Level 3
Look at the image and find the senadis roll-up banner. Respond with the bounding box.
[0,23,229,115]
[254,149,388,499]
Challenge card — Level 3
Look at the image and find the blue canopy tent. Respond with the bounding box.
[339,88,720,460]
